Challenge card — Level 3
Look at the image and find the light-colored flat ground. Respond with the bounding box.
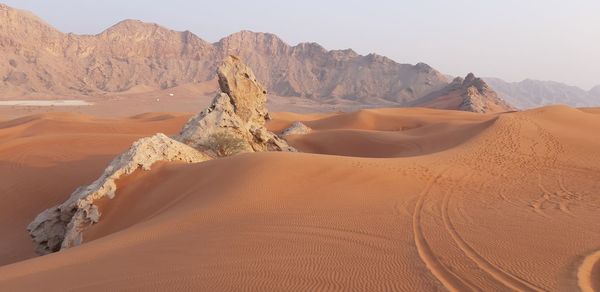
[0,100,93,106]
[0,83,379,119]
[0,106,599,291]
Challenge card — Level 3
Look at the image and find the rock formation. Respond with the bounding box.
[27,56,293,254]
[281,122,312,137]
[410,73,514,113]
[0,4,447,103]
[178,56,295,156]
[27,134,211,254]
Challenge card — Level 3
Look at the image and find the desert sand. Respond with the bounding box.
[1,105,599,291]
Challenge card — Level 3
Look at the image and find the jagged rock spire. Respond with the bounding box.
[178,55,295,156]
[217,55,269,124]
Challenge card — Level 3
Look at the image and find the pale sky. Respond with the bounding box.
[5,0,600,89]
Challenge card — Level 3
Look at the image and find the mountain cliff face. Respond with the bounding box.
[215,31,448,103]
[0,7,216,96]
[0,4,448,103]
[484,78,600,109]
[411,73,514,113]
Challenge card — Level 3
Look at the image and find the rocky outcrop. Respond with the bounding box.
[410,73,514,113]
[178,56,295,156]
[281,122,312,137]
[216,55,269,124]
[27,134,211,254]
[457,74,514,113]
[27,56,294,254]
[0,4,447,103]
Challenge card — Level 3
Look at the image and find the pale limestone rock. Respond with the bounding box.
[178,56,296,156]
[27,56,295,254]
[27,133,211,254]
[217,55,269,125]
[281,121,312,137]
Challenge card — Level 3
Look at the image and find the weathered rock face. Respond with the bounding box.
[281,121,312,137]
[215,32,449,104]
[217,55,268,124]
[178,56,296,156]
[0,4,447,103]
[27,134,211,254]
[457,73,514,113]
[28,56,295,254]
[410,73,514,113]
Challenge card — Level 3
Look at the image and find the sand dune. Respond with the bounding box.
[0,112,189,266]
[1,106,599,290]
[276,108,496,158]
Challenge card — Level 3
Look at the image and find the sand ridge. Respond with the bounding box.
[0,106,599,290]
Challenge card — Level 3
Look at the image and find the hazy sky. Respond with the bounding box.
[5,0,600,89]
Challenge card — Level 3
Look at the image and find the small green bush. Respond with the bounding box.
[205,130,248,157]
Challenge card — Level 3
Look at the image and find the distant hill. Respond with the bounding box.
[589,85,600,97]
[411,73,513,113]
[484,77,600,109]
[0,3,448,104]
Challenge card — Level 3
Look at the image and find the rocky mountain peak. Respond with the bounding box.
[99,19,179,40]
[415,62,435,73]
[104,19,158,31]
[464,72,476,83]
[461,73,491,94]
[0,3,59,35]
[459,73,512,113]
[411,73,514,113]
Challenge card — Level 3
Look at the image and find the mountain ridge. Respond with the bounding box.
[0,3,448,104]
[588,84,600,96]
[483,77,600,109]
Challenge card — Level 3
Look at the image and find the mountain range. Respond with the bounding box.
[484,78,600,109]
[0,3,598,110]
[0,3,447,105]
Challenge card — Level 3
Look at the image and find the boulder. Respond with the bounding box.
[281,121,312,137]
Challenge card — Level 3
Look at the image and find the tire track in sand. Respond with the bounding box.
[409,168,478,291]
[442,174,545,292]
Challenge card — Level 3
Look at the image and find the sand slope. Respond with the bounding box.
[0,112,190,266]
[1,106,600,291]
